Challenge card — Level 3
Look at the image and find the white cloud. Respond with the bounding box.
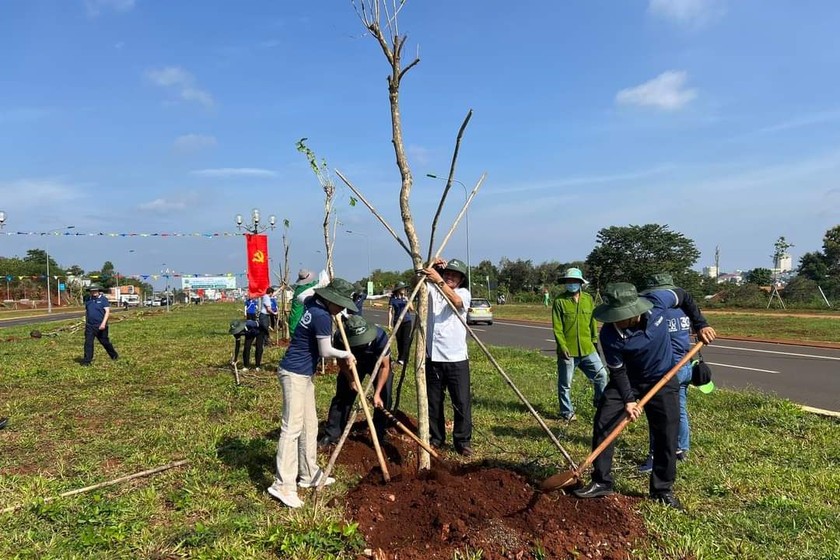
[145,66,214,109]
[137,198,188,212]
[756,110,840,135]
[648,0,725,26]
[190,168,277,178]
[616,71,697,111]
[173,134,218,153]
[0,178,84,211]
[85,0,136,17]
[407,145,432,166]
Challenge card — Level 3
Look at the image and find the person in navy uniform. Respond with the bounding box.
[319,315,393,447]
[388,281,414,366]
[267,278,358,509]
[573,282,715,510]
[228,319,261,370]
[81,284,118,365]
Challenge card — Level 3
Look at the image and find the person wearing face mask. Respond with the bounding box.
[551,267,608,422]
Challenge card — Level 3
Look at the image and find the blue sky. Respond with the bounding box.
[2,0,839,289]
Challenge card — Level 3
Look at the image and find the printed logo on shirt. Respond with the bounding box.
[299,310,312,329]
[679,316,691,331]
[653,316,663,327]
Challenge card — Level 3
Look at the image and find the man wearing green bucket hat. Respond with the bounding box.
[573,282,716,510]
[268,277,358,509]
[81,283,119,365]
[552,267,608,422]
[637,273,717,473]
[319,315,393,447]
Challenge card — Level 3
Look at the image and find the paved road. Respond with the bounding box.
[365,308,840,412]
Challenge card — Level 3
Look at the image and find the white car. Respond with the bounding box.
[467,298,493,325]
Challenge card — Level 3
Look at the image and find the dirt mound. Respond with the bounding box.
[338,413,647,559]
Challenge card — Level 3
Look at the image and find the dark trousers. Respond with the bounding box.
[232,335,258,367]
[394,320,412,363]
[254,316,271,367]
[83,324,118,362]
[323,367,393,442]
[591,377,680,495]
[426,359,472,449]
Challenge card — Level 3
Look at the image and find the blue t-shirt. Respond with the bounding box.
[235,319,261,338]
[85,294,110,326]
[333,327,391,374]
[270,296,278,313]
[351,292,366,315]
[600,290,678,384]
[646,288,692,359]
[245,298,258,316]
[279,297,333,375]
[389,296,413,326]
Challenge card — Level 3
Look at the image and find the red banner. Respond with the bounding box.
[245,234,269,297]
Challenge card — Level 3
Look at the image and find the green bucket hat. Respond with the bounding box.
[560,267,588,284]
[593,282,654,323]
[340,314,378,347]
[444,258,469,288]
[229,319,247,335]
[641,273,677,294]
[314,278,357,310]
[87,283,103,292]
[393,281,407,292]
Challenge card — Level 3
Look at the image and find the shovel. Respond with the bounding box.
[540,342,705,492]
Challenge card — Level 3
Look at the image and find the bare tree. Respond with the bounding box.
[354,0,431,468]
[297,138,337,278]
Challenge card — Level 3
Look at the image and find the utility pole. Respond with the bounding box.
[714,245,720,283]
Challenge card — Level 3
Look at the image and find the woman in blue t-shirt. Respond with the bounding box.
[387,281,414,365]
[267,278,358,509]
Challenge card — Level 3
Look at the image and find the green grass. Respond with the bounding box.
[1,303,838,559]
[492,303,840,343]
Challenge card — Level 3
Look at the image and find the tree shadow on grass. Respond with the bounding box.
[216,435,275,491]
[472,395,557,420]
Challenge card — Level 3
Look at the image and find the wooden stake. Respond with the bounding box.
[1,459,190,514]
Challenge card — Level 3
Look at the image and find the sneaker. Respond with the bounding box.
[638,455,654,473]
[111,353,119,361]
[676,449,688,461]
[298,474,336,489]
[397,360,405,366]
[254,367,261,372]
[561,413,577,422]
[317,435,336,449]
[80,361,91,367]
[267,484,304,508]
[240,367,249,372]
[0,417,8,429]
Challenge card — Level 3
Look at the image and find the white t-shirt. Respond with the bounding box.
[260,294,273,314]
[426,286,471,362]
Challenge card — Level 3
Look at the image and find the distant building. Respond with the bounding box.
[717,272,743,285]
[772,253,793,277]
[703,266,719,278]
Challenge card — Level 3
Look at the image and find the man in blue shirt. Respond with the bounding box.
[81,284,118,365]
[229,319,261,370]
[319,315,393,447]
[573,282,715,510]
[638,273,715,472]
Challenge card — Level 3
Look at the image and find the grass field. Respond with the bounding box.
[1,303,839,559]
[491,303,840,344]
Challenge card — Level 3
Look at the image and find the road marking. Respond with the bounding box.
[713,344,840,361]
[706,362,780,374]
[495,321,552,330]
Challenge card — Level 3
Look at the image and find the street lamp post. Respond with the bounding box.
[236,209,277,296]
[426,174,471,289]
[46,225,75,313]
[236,208,276,235]
[345,230,371,282]
[161,264,172,313]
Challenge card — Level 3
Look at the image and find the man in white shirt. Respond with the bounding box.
[420,257,473,456]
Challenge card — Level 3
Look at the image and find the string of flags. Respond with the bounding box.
[0,231,246,238]
[3,273,246,282]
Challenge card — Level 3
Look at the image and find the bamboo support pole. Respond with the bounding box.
[1,459,190,515]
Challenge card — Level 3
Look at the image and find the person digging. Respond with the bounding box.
[572,283,716,510]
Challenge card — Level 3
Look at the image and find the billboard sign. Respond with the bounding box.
[181,276,237,290]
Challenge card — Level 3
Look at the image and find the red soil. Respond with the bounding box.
[337,413,647,560]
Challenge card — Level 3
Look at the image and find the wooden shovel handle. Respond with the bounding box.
[335,317,391,482]
[378,406,439,459]
[576,342,705,476]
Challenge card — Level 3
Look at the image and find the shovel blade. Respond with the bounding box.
[540,470,579,492]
